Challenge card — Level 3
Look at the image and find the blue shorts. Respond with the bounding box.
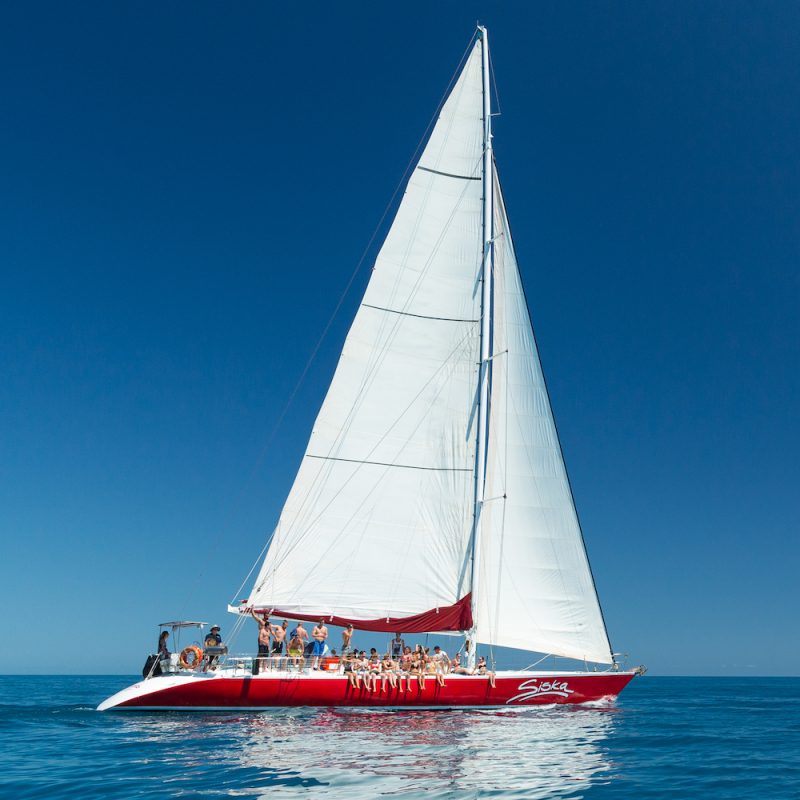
[312,640,325,657]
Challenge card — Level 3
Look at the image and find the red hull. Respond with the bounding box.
[101,671,636,711]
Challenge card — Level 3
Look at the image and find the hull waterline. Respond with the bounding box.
[98,670,636,711]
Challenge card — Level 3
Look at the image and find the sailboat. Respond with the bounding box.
[99,27,642,712]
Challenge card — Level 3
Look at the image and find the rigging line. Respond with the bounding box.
[231,35,479,600]
[361,304,479,323]
[258,327,478,582]
[488,45,502,117]
[229,534,273,606]
[306,454,471,472]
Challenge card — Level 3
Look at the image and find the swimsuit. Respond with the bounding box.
[312,640,326,657]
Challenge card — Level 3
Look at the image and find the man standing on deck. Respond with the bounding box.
[271,620,289,669]
[391,632,405,659]
[311,619,328,670]
[248,608,272,675]
[341,623,354,654]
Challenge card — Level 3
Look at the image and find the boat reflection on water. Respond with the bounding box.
[220,706,619,799]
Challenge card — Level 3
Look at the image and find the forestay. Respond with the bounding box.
[246,41,485,627]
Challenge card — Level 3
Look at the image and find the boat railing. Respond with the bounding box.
[148,652,345,678]
[147,653,484,679]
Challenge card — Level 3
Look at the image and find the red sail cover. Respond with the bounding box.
[253,594,472,634]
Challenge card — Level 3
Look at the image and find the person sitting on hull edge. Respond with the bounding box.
[475,655,496,688]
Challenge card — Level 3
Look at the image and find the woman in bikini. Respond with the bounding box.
[366,649,381,692]
[409,651,425,691]
[344,650,360,689]
[476,655,496,689]
[380,654,396,692]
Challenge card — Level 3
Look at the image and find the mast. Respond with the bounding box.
[467,24,493,670]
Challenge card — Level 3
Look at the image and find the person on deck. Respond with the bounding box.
[475,655,496,688]
[311,619,328,670]
[381,653,397,692]
[344,651,360,689]
[400,646,413,691]
[157,631,170,659]
[390,632,405,659]
[249,609,272,675]
[203,625,223,672]
[409,649,425,691]
[389,653,403,693]
[356,650,369,689]
[271,620,288,654]
[291,622,309,647]
[363,648,379,692]
[341,623,354,654]
[287,627,305,669]
[451,652,470,675]
[432,645,450,687]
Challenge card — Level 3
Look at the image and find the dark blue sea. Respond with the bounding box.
[1,676,797,799]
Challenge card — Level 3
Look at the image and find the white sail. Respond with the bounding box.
[247,41,486,623]
[475,171,613,664]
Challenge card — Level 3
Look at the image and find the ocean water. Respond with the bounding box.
[0,676,797,799]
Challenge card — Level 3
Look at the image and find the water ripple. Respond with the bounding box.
[0,676,798,799]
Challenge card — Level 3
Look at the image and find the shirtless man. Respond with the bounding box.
[311,619,328,670]
[271,620,289,669]
[249,609,271,675]
[341,623,354,654]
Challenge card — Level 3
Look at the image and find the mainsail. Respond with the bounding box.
[246,40,485,629]
[244,31,614,663]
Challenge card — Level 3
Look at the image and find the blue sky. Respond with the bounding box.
[1,2,797,676]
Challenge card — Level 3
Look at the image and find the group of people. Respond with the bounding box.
[246,612,496,688]
[342,643,495,691]
[249,608,330,673]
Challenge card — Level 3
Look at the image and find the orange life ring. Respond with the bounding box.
[179,645,203,669]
